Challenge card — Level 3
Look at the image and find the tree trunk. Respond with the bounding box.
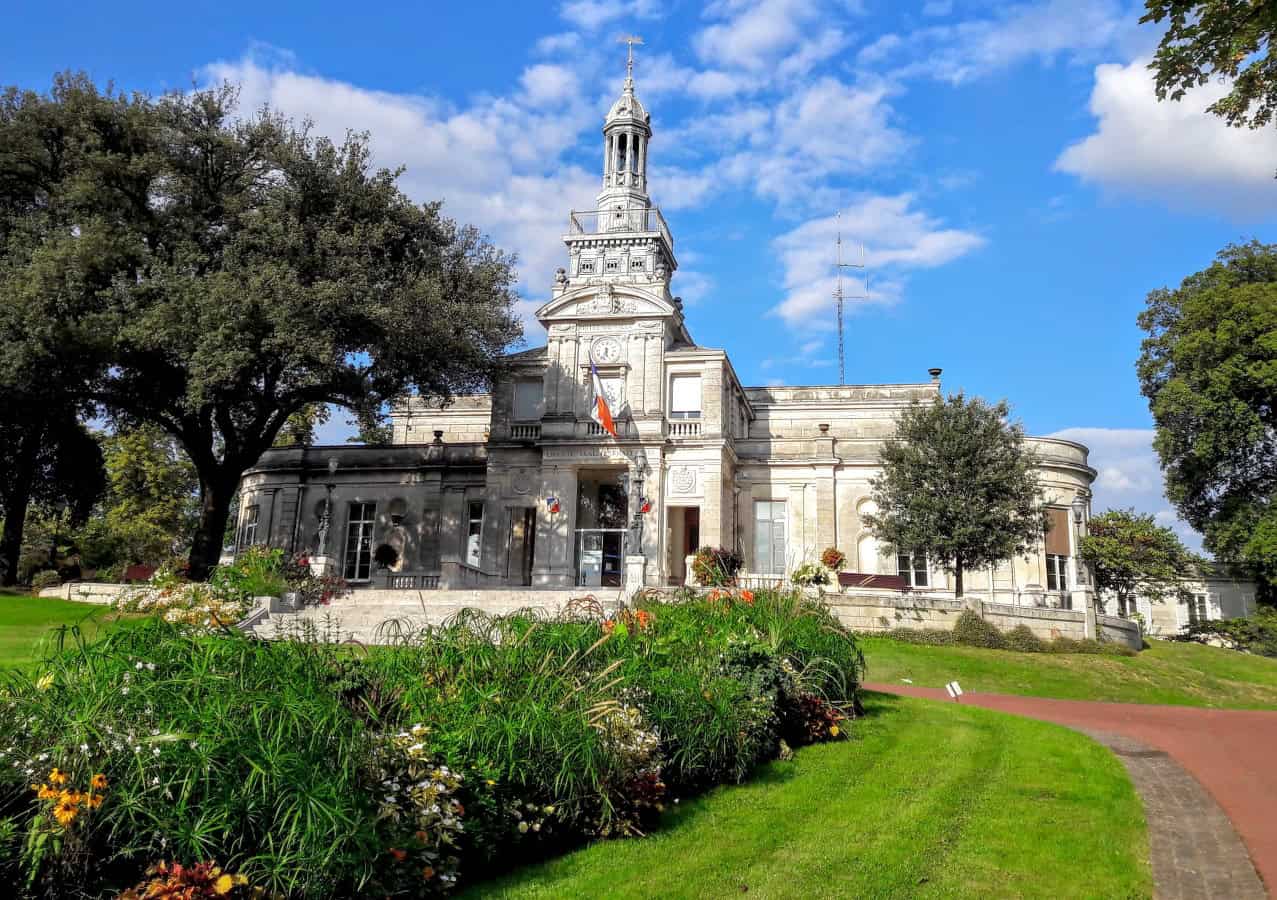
[1,425,43,585]
[953,560,964,598]
[187,471,239,581]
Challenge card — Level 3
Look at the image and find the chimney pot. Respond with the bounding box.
[928,367,942,383]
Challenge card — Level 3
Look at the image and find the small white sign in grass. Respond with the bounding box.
[945,681,964,702]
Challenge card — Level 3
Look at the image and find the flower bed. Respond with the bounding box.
[0,588,862,898]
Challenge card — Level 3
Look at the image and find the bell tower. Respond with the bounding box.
[598,35,652,212]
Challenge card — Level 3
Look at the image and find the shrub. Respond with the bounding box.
[207,545,288,600]
[791,562,834,587]
[1176,608,1277,657]
[1003,625,1046,653]
[691,547,743,586]
[820,547,847,571]
[951,610,1005,649]
[29,570,62,591]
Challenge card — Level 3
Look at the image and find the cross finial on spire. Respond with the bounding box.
[619,34,644,86]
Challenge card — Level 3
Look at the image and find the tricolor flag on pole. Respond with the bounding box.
[590,362,618,438]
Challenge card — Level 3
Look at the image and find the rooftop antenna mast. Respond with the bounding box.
[619,34,644,83]
[833,211,868,385]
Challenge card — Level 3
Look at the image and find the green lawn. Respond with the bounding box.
[861,635,1277,709]
[0,590,138,668]
[465,693,1150,899]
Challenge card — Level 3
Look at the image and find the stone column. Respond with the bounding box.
[815,474,836,556]
[637,136,646,184]
[532,466,579,587]
[701,464,722,549]
[644,332,662,414]
[639,453,663,584]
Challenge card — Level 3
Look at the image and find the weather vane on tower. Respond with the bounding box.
[619,34,643,83]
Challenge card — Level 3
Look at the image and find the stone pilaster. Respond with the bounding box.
[533,467,579,587]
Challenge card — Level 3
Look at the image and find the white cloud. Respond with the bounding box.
[770,194,985,327]
[534,32,584,55]
[649,165,716,210]
[199,54,601,343]
[521,64,579,106]
[717,78,911,207]
[694,0,859,72]
[1049,427,1203,551]
[560,0,662,30]
[876,0,1141,85]
[1055,58,1277,218]
[672,269,714,305]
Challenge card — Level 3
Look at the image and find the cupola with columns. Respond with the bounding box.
[550,36,678,310]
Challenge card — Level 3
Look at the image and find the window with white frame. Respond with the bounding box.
[896,552,929,588]
[238,505,259,550]
[466,501,484,568]
[1186,593,1209,625]
[513,378,543,421]
[670,375,702,420]
[343,502,376,581]
[579,258,596,275]
[753,500,786,575]
[1046,554,1069,592]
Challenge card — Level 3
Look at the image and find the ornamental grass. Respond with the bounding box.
[0,589,863,898]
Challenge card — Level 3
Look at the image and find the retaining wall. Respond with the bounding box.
[822,590,1142,650]
[38,582,133,604]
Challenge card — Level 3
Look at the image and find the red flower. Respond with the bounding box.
[388,847,408,862]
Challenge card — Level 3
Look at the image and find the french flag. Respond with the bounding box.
[590,362,618,438]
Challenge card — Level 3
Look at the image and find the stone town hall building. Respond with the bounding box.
[237,66,1101,604]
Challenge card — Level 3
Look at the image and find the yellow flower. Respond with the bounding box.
[33,783,58,800]
[213,874,235,895]
[86,793,104,809]
[35,673,54,691]
[90,773,108,791]
[48,767,68,786]
[53,799,79,827]
[829,725,841,737]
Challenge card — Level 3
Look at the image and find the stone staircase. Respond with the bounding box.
[243,587,627,644]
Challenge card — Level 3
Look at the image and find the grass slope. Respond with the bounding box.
[466,694,1149,899]
[0,591,137,668]
[861,636,1277,709]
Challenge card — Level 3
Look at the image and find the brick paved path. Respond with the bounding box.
[866,683,1274,899]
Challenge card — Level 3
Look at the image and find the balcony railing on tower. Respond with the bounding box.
[568,207,673,250]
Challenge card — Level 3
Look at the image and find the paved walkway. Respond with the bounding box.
[866,683,1274,899]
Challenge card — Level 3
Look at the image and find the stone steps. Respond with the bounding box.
[243,588,624,644]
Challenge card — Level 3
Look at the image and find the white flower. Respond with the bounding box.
[121,687,129,695]
[152,748,160,756]
[135,662,144,670]
[146,663,156,671]
[38,753,49,761]
[518,821,529,833]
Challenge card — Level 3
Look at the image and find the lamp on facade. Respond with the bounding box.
[1071,495,1089,588]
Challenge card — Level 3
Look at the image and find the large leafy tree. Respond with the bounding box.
[1,75,521,579]
[1080,509,1200,617]
[1143,2,1277,132]
[1137,241,1277,593]
[864,394,1046,598]
[96,425,200,566]
[0,402,104,585]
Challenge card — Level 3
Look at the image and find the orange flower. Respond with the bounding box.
[33,783,58,800]
[602,620,616,634]
[422,866,436,881]
[90,773,108,791]
[739,589,755,604]
[635,610,652,629]
[86,793,104,809]
[48,767,69,786]
[388,848,408,863]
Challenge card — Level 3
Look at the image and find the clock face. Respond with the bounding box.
[591,337,623,365]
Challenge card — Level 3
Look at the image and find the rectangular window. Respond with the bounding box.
[670,375,702,420]
[1187,593,1209,625]
[630,257,646,271]
[605,258,620,272]
[1046,554,1069,592]
[238,505,259,550]
[896,552,929,588]
[343,502,376,582]
[579,259,596,275]
[754,500,786,575]
[513,378,543,421]
[466,501,484,568]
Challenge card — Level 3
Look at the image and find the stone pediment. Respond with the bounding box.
[537,282,675,324]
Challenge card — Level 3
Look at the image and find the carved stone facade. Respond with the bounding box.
[236,65,1101,603]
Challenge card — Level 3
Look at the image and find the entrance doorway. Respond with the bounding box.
[575,469,629,587]
[667,506,700,585]
[507,508,536,586]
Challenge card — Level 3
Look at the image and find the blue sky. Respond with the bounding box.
[8,0,1277,548]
